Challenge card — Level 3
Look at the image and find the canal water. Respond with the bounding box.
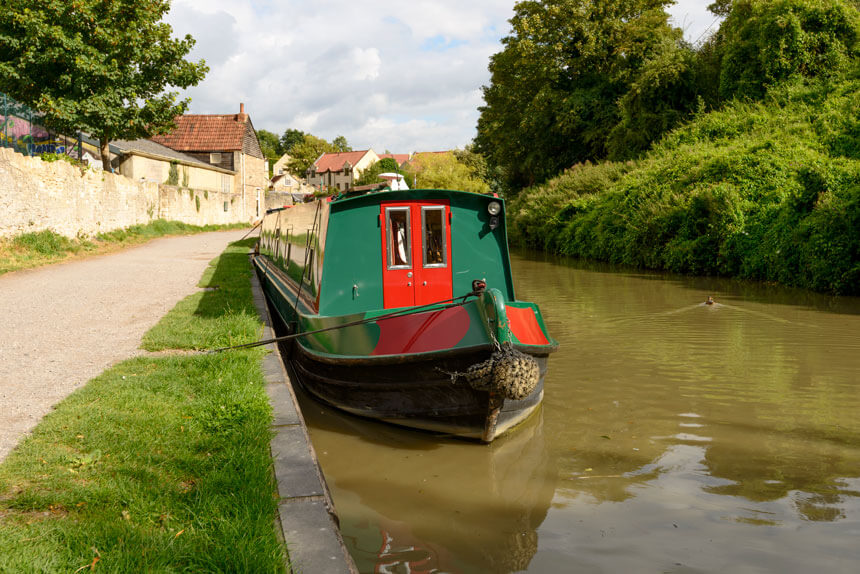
[295,250,860,573]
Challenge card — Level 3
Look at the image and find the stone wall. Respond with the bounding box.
[159,186,242,227]
[0,147,254,238]
[265,191,307,211]
[118,154,233,193]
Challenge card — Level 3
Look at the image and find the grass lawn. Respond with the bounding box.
[0,239,287,572]
[0,220,249,277]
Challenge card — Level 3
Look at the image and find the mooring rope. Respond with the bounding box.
[206,289,483,354]
[240,219,263,240]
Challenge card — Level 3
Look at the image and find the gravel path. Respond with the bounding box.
[0,230,248,462]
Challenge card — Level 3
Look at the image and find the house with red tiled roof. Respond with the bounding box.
[151,104,268,220]
[307,149,380,191]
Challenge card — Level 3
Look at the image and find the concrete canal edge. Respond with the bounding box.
[249,262,358,574]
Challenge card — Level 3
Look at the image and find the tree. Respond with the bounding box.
[287,134,337,176]
[355,157,402,186]
[0,0,208,170]
[718,0,859,101]
[402,152,490,194]
[708,0,733,17]
[257,129,281,158]
[257,129,282,177]
[475,0,695,192]
[376,157,400,173]
[280,129,305,154]
[331,135,352,152]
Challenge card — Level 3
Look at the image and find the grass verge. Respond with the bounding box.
[0,238,287,572]
[0,220,249,277]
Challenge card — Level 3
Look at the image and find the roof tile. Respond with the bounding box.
[313,150,373,173]
[378,153,410,165]
[151,115,247,152]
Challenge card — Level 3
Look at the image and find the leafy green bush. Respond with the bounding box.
[167,161,179,185]
[719,0,859,100]
[508,76,860,294]
[12,230,77,255]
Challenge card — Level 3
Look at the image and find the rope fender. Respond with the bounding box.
[463,343,540,400]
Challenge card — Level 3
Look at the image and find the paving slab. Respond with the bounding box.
[279,499,356,574]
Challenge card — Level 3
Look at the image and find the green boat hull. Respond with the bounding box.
[254,189,558,442]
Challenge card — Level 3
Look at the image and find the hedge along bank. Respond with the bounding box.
[507,78,860,296]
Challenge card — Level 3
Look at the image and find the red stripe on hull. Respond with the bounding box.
[505,306,548,345]
[372,306,471,355]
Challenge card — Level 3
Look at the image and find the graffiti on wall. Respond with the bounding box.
[1,93,83,158]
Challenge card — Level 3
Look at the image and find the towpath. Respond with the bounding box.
[0,230,248,462]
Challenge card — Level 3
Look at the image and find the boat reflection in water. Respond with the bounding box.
[293,379,557,574]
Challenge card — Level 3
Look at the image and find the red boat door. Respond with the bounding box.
[381,201,452,309]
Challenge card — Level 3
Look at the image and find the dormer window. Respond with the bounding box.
[210,152,222,164]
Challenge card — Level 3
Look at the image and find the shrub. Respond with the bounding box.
[167,161,179,185]
[507,75,860,294]
[719,0,859,100]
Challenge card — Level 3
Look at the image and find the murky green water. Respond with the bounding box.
[297,251,860,573]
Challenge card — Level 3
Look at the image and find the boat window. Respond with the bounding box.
[422,206,447,268]
[386,207,411,269]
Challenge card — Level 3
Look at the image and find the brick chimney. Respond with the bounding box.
[237,102,248,122]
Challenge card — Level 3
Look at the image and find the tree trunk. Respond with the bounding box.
[100,138,111,172]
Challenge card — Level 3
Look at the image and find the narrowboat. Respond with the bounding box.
[252,187,557,442]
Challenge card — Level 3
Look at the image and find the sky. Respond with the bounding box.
[166,0,721,155]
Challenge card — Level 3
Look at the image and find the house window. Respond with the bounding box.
[210,152,222,164]
[224,201,229,212]
[221,175,231,193]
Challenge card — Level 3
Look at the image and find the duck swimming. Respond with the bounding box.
[705,296,715,305]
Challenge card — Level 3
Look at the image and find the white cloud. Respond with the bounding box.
[166,1,717,153]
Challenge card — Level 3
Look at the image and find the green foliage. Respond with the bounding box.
[0,1,208,170]
[709,0,734,17]
[279,129,305,154]
[287,134,338,175]
[195,195,201,212]
[257,128,282,161]
[355,157,403,186]
[142,239,261,350]
[402,152,491,194]
[257,128,284,177]
[475,0,698,191]
[377,157,400,172]
[167,161,179,186]
[718,0,859,100]
[0,220,247,276]
[331,135,352,152]
[12,229,78,255]
[507,77,860,295]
